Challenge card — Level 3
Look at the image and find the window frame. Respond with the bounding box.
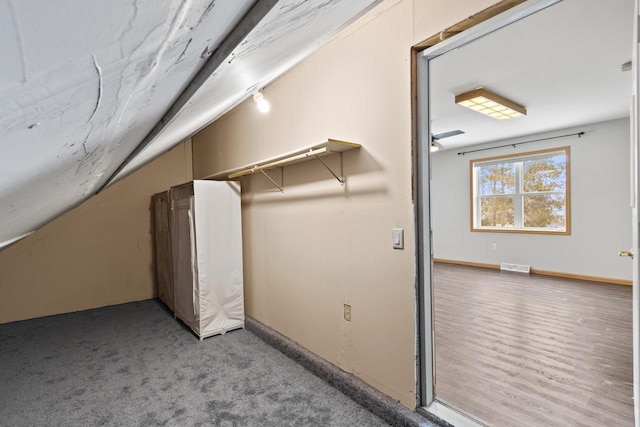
[469,146,571,235]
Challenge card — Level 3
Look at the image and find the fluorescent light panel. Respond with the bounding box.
[455,87,526,120]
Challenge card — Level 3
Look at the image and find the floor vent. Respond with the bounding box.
[500,263,531,274]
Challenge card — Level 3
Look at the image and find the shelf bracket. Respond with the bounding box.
[259,169,284,192]
[315,152,344,185]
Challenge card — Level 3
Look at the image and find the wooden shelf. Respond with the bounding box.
[204,139,360,191]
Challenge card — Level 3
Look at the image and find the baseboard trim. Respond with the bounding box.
[528,268,632,286]
[245,316,447,427]
[433,258,500,270]
[433,258,632,286]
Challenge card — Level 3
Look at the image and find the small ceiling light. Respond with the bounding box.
[455,87,526,120]
[253,91,270,113]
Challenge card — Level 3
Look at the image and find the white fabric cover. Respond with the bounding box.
[172,197,198,329]
[152,191,174,311]
[172,181,244,339]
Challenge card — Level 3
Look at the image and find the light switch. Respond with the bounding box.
[392,228,404,249]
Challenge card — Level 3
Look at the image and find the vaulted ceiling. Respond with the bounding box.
[0,0,380,249]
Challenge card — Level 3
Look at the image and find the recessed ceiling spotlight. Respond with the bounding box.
[253,91,270,113]
[455,87,526,120]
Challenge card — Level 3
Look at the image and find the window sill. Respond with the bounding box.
[471,227,570,235]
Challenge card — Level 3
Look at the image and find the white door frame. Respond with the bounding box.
[631,0,639,424]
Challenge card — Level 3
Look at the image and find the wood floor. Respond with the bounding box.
[433,263,633,427]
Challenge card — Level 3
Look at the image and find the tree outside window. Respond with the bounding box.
[471,147,570,234]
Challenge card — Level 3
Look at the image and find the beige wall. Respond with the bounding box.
[0,141,193,324]
[192,0,498,407]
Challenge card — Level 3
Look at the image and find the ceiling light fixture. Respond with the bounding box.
[253,91,270,113]
[455,87,526,120]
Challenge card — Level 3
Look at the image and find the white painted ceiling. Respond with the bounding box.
[0,0,380,249]
[430,0,634,151]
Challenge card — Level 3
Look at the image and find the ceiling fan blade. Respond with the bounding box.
[432,130,465,141]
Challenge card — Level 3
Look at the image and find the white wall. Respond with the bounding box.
[432,118,632,281]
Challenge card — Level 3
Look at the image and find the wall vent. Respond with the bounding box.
[500,263,530,274]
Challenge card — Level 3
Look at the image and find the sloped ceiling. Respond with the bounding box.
[0,0,380,249]
[116,0,382,180]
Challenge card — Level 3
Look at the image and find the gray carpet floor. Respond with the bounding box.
[0,299,390,426]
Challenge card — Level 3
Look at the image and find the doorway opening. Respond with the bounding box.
[415,0,635,425]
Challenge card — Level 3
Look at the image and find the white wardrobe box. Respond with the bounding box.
[170,180,244,339]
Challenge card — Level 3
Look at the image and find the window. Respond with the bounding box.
[470,147,570,234]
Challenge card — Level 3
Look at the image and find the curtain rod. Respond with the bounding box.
[457,131,585,156]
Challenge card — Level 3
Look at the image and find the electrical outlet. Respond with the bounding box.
[492,243,498,251]
[344,304,352,322]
